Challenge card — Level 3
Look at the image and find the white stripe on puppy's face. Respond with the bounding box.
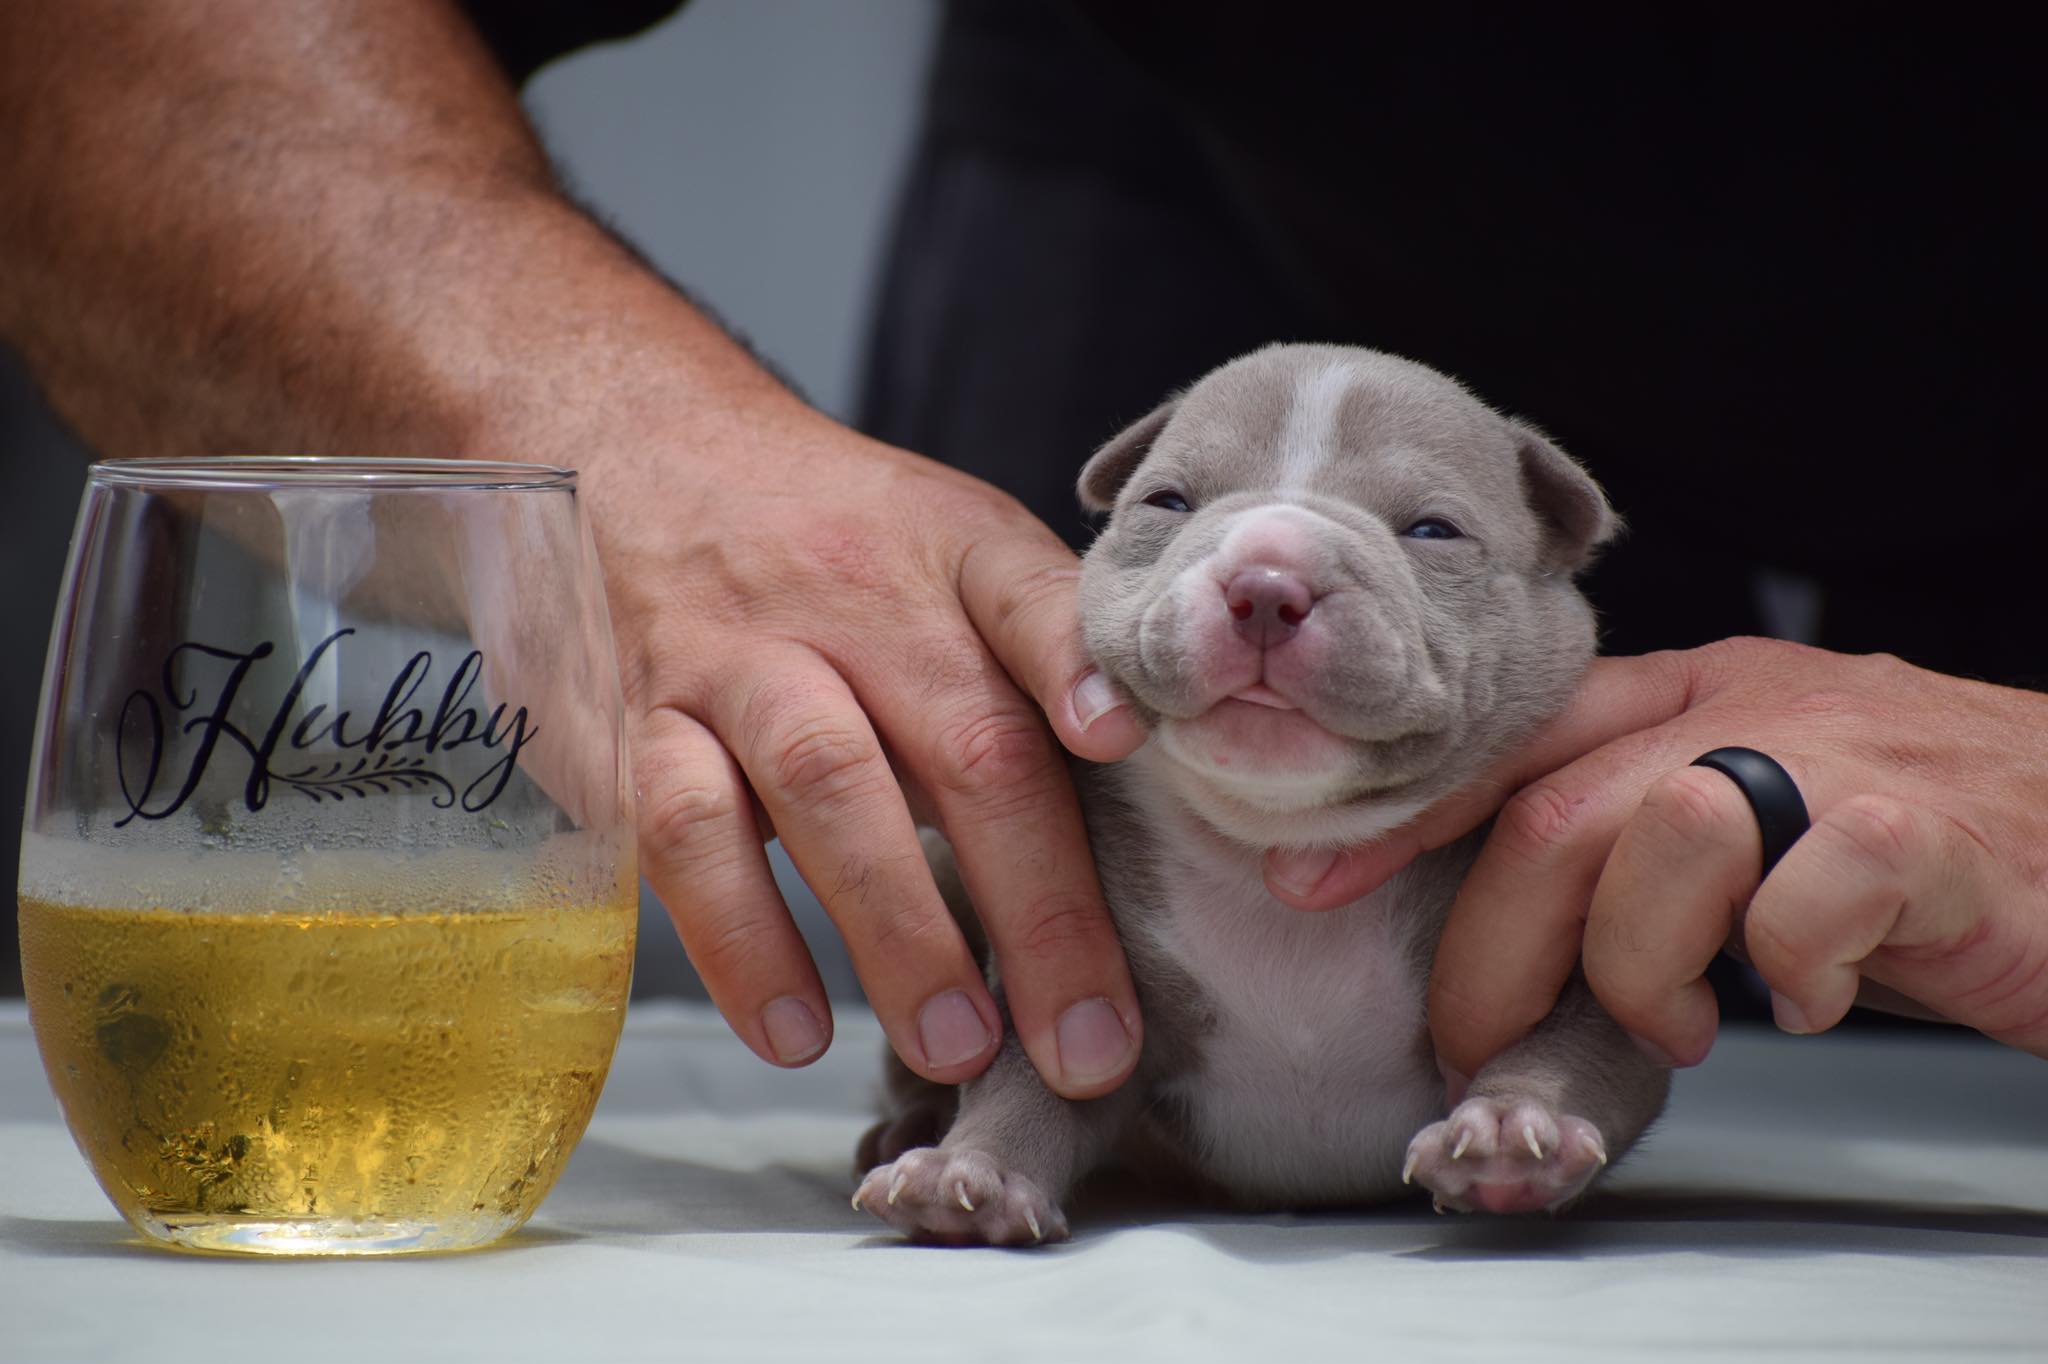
[1276,360,1357,493]
[1075,342,1610,849]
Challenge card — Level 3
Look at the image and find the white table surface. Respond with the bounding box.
[3,1000,2045,1364]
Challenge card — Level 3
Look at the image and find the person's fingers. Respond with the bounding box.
[1580,765,1765,1066]
[1743,794,2048,1054]
[1427,701,1730,1077]
[861,628,1142,1100]
[1741,799,1914,1036]
[1268,651,1701,909]
[957,528,1147,763]
[1427,776,1628,1079]
[708,648,1001,1084]
[635,704,833,1067]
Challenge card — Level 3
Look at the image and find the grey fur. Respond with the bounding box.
[855,344,1667,1242]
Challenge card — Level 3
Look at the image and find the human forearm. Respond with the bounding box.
[0,0,793,462]
[1,0,1157,1105]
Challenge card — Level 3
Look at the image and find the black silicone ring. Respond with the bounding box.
[1691,747,1811,877]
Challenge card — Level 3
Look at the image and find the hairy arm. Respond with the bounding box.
[0,0,1150,1099]
[0,0,780,461]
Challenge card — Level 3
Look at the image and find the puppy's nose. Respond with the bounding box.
[1224,566,1314,647]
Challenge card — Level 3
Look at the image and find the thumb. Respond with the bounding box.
[957,523,1147,763]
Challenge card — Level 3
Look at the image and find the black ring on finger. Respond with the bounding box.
[1690,747,1811,877]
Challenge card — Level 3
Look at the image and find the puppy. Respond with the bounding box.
[854,344,1667,1243]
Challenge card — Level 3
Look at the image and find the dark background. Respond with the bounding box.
[0,355,86,994]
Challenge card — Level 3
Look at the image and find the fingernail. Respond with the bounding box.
[1073,670,1124,730]
[1268,848,1337,898]
[761,996,827,1065]
[1629,1032,1678,1067]
[1056,997,1135,1087]
[1770,990,1814,1035]
[917,989,994,1070]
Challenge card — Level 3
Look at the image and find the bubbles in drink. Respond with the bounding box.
[19,886,635,1254]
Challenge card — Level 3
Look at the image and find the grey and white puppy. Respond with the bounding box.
[854,344,1668,1243]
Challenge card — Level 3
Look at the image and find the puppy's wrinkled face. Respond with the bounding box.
[1077,344,1616,849]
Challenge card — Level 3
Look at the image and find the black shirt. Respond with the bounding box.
[480,1,2047,685]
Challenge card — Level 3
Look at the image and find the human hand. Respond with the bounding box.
[1263,638,2048,1072]
[582,394,1147,1098]
[0,0,1154,1092]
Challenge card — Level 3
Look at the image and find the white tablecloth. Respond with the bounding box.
[3,1001,2044,1363]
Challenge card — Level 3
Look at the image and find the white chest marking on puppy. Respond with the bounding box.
[1276,360,1356,493]
[1129,779,1443,1202]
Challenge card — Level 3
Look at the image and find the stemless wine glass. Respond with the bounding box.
[17,458,637,1256]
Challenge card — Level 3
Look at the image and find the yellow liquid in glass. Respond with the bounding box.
[19,891,635,1254]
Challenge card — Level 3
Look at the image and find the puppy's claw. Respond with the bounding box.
[1025,1208,1043,1242]
[1596,1147,1609,1167]
[1401,1151,1418,1185]
[851,1191,863,1212]
[887,1173,907,1207]
[955,1182,975,1213]
[1450,1129,1472,1160]
[1523,1124,1544,1160]
[1432,1196,1449,1215]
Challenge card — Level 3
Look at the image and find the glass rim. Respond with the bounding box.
[86,457,576,491]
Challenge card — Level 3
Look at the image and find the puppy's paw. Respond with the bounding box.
[1403,1097,1608,1215]
[853,1147,1068,1246]
[855,1095,951,1172]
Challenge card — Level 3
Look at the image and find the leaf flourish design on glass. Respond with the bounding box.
[277,751,459,807]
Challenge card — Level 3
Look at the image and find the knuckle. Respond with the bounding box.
[983,557,1080,635]
[1585,947,1668,1023]
[1852,649,1917,685]
[930,708,1059,802]
[738,672,825,737]
[1637,767,1745,845]
[770,723,887,813]
[640,770,743,856]
[682,906,787,985]
[1822,794,1923,873]
[1000,892,1115,966]
[1630,646,1707,714]
[1696,635,1824,698]
[739,676,888,815]
[866,899,955,957]
[1740,900,1809,980]
[1968,949,2048,1040]
[1493,781,1596,871]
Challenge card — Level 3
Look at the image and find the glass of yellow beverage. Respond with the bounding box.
[18,458,637,1255]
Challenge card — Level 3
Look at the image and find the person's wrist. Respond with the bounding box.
[408,192,811,474]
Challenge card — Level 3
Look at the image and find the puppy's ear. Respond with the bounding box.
[1078,399,1178,513]
[1512,422,1619,573]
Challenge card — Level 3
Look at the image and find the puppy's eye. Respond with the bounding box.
[1402,517,1463,540]
[1143,489,1192,513]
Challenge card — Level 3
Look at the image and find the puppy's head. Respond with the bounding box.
[1077,344,1615,849]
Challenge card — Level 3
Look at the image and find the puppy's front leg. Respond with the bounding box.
[855,1020,1139,1246]
[1405,979,1668,1214]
